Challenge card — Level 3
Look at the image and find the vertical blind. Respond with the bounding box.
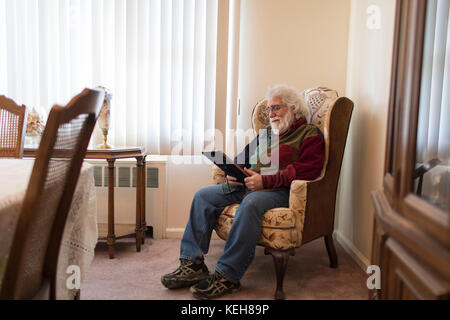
[417,0,449,163]
[0,0,227,155]
[416,0,449,210]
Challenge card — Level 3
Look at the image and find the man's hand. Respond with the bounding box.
[244,168,264,191]
[226,175,244,187]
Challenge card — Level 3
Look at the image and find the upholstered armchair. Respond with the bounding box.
[211,87,354,299]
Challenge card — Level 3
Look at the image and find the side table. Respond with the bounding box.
[24,147,147,259]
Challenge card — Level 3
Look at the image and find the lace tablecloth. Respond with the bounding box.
[0,159,98,299]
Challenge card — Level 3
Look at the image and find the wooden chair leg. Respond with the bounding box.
[324,234,338,268]
[264,247,295,300]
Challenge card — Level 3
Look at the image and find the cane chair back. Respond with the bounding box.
[0,96,27,158]
[0,88,104,299]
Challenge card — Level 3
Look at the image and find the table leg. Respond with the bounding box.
[107,159,116,259]
[141,156,147,244]
[135,156,144,252]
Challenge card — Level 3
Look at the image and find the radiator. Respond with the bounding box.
[86,156,168,239]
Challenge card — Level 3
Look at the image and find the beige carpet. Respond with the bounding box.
[80,237,369,300]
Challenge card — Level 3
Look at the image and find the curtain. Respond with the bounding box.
[0,0,230,155]
[417,0,449,210]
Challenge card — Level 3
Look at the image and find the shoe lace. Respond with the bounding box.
[180,258,189,266]
[174,259,190,273]
[208,271,223,285]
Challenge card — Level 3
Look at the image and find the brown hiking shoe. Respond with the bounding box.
[190,271,241,299]
[161,258,210,289]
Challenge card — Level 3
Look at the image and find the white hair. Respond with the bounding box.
[265,84,310,121]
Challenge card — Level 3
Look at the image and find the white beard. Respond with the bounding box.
[270,111,295,135]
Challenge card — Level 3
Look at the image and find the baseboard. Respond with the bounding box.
[164,228,220,240]
[164,228,184,239]
[334,230,370,271]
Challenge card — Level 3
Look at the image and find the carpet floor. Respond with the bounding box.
[80,237,369,300]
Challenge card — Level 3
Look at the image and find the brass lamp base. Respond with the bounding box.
[97,142,112,149]
[97,129,112,149]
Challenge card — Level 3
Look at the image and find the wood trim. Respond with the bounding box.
[24,147,146,160]
[371,190,450,280]
[394,268,424,299]
[384,0,403,175]
[397,0,427,200]
[386,238,449,299]
[369,214,387,299]
[383,173,394,204]
[391,0,411,212]
[403,194,449,246]
[84,147,145,159]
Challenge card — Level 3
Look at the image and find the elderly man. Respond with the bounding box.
[161,84,325,299]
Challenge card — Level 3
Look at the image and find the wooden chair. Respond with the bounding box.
[0,96,27,158]
[212,87,354,299]
[0,88,104,299]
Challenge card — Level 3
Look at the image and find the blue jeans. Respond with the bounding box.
[180,184,290,282]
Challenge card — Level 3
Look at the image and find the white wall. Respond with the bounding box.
[165,156,215,238]
[237,0,351,132]
[335,0,396,269]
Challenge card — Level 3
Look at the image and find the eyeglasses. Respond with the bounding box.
[264,104,287,114]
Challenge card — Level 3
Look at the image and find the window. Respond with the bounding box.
[0,0,234,155]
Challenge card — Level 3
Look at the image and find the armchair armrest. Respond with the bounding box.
[289,180,310,213]
[289,179,317,246]
[211,165,226,184]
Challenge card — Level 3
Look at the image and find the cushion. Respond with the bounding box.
[301,86,338,132]
[215,204,298,250]
[211,165,226,184]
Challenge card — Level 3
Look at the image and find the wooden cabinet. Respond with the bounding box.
[370,0,449,300]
